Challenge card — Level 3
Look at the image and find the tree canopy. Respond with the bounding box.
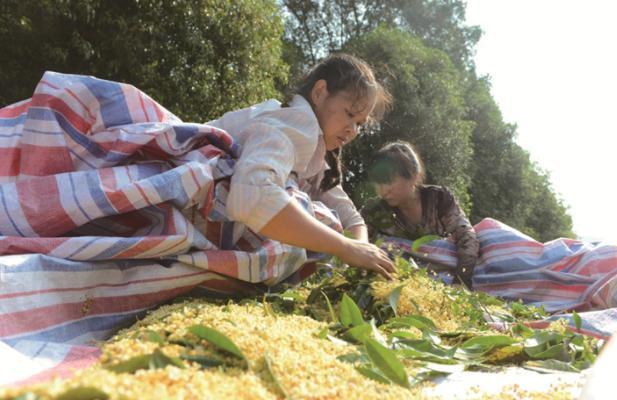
[0,0,574,239]
[0,0,287,121]
[342,27,473,209]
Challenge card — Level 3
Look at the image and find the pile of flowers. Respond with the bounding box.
[0,256,601,399]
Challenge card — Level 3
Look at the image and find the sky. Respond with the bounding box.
[464,0,617,243]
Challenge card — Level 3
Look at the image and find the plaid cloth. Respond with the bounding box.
[382,217,617,341]
[0,72,342,386]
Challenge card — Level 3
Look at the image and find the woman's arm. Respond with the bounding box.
[259,199,395,279]
[346,224,368,242]
[225,108,392,278]
[318,184,368,240]
[438,188,480,286]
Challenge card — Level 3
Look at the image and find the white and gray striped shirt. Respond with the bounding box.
[207,94,365,232]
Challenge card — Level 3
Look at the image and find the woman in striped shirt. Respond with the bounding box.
[200,54,396,280]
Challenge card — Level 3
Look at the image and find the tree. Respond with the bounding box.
[342,27,474,210]
[0,0,288,121]
[282,0,481,70]
[465,74,573,239]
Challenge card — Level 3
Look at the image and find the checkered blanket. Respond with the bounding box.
[0,72,338,386]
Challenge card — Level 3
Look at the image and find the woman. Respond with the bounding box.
[362,141,479,286]
[188,53,396,281]
[0,54,395,353]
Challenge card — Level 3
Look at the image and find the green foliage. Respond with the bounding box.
[104,349,185,373]
[411,235,441,253]
[0,0,577,242]
[0,0,288,121]
[282,0,481,69]
[189,325,247,362]
[282,0,574,241]
[365,338,410,387]
[55,387,109,400]
[343,26,474,210]
[339,293,366,327]
[264,353,291,399]
[464,75,574,240]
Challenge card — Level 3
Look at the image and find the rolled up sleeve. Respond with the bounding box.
[319,184,366,230]
[226,121,295,232]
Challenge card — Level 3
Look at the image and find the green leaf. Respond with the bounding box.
[146,330,165,344]
[411,235,441,253]
[321,291,338,324]
[389,330,419,340]
[345,323,372,343]
[264,353,291,399]
[527,344,569,361]
[105,354,152,373]
[149,348,186,369]
[422,329,442,345]
[523,359,580,373]
[337,352,369,364]
[524,331,563,347]
[315,327,329,339]
[512,323,534,338]
[524,332,564,356]
[168,338,197,348]
[189,325,246,361]
[180,354,224,368]
[572,311,582,330]
[339,294,365,328]
[397,348,459,364]
[422,361,465,374]
[279,289,304,302]
[55,387,109,400]
[365,338,409,388]
[387,315,437,331]
[460,335,517,352]
[355,366,391,384]
[388,284,405,317]
[397,339,454,359]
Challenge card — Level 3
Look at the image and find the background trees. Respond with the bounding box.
[0,0,287,121]
[342,27,473,209]
[0,0,574,239]
[281,0,573,239]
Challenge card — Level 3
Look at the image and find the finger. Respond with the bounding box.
[374,264,393,280]
[378,248,389,258]
[379,255,396,273]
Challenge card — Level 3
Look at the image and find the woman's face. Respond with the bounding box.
[310,80,375,151]
[374,175,418,208]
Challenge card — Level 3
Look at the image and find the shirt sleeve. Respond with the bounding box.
[318,184,366,230]
[438,187,480,269]
[226,120,296,232]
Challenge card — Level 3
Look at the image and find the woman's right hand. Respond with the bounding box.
[335,238,396,280]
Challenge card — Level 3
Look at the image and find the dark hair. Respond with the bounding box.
[368,141,425,185]
[291,53,391,191]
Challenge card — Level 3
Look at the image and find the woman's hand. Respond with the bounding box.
[335,238,396,280]
[259,201,395,279]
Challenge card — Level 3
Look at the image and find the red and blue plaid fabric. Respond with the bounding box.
[382,218,617,341]
[0,72,342,386]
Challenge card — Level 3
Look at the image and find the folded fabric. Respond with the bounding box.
[0,72,341,386]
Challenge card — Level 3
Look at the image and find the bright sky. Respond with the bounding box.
[465,0,617,243]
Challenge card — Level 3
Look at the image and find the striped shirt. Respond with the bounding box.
[207,95,365,232]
